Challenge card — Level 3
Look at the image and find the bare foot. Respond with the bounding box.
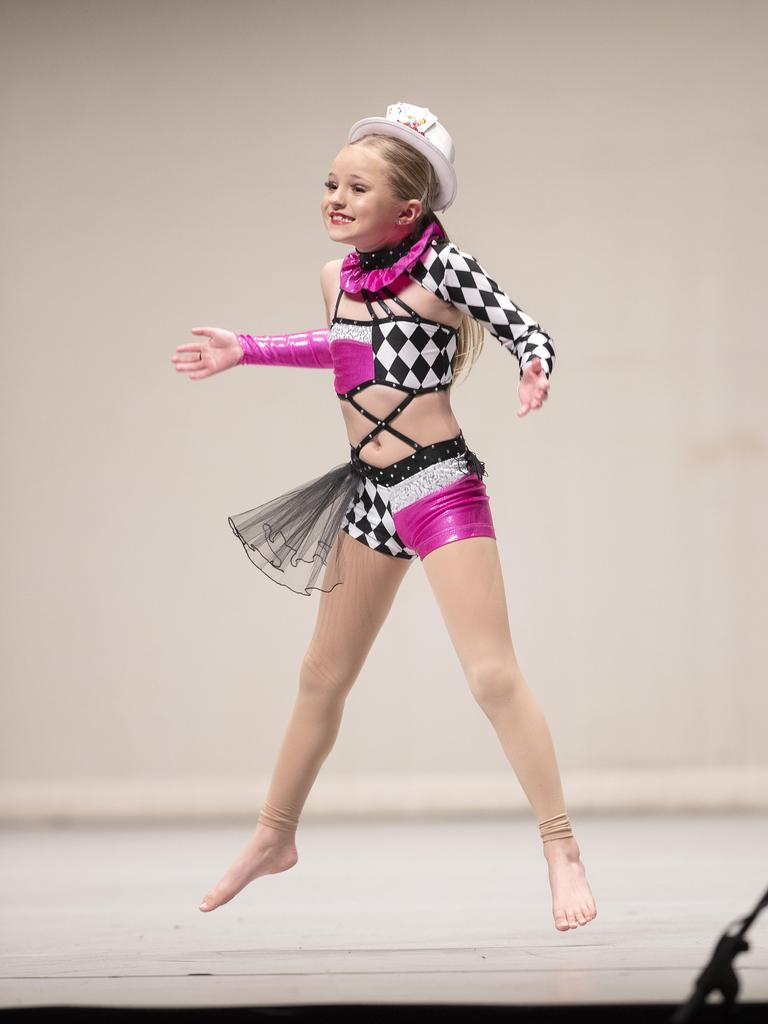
[543,836,597,931]
[198,823,298,912]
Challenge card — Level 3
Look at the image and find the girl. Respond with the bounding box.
[172,102,597,932]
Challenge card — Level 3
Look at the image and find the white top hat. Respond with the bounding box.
[348,101,457,212]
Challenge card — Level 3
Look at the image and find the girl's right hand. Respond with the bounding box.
[171,327,242,380]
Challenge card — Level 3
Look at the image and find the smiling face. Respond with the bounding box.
[321,142,422,252]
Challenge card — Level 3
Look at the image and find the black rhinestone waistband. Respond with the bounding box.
[349,431,473,486]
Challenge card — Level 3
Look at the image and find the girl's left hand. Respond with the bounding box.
[517,357,550,417]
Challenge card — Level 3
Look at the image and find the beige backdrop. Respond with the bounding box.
[1,0,766,822]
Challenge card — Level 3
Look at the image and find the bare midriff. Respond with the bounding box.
[339,389,461,467]
[332,276,465,468]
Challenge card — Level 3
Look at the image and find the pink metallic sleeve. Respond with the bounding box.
[237,329,333,370]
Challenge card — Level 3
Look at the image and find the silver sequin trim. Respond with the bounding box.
[329,322,372,345]
[387,456,471,514]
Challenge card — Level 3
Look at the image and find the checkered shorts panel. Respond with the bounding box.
[409,238,556,379]
[340,474,417,559]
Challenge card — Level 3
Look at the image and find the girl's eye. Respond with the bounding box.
[323,181,366,193]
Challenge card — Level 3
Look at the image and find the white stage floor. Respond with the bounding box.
[1,813,767,1009]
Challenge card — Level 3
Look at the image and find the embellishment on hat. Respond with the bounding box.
[340,221,445,294]
[386,102,438,137]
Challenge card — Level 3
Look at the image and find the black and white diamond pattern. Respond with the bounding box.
[340,476,416,559]
[373,320,456,389]
[409,238,556,379]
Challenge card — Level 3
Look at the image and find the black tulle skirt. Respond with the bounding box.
[227,458,364,597]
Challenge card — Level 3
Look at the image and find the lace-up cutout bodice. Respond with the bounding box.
[329,285,459,463]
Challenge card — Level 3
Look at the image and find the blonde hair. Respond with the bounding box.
[351,134,485,385]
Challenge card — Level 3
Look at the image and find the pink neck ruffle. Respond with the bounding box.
[339,221,445,294]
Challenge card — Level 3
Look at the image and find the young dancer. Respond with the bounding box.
[172,102,597,931]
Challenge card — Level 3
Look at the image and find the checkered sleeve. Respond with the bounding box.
[409,238,556,379]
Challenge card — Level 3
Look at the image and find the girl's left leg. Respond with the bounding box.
[420,534,597,932]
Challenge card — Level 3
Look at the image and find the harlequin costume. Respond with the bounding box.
[215,103,579,856]
[227,105,556,598]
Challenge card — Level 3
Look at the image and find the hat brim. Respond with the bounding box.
[348,116,457,212]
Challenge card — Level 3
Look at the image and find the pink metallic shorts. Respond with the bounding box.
[391,471,496,559]
[340,431,496,561]
[229,430,496,597]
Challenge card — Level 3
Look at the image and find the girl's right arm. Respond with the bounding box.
[173,262,338,380]
[236,329,332,368]
[232,258,340,369]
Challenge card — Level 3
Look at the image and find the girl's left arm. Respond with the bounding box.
[410,239,556,380]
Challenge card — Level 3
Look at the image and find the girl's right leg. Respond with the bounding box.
[199,529,413,912]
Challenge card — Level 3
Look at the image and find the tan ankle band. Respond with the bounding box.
[257,800,300,833]
[538,811,573,842]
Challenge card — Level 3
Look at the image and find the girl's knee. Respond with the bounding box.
[299,647,354,698]
[467,656,524,707]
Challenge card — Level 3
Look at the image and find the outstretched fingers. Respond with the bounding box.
[171,329,213,376]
